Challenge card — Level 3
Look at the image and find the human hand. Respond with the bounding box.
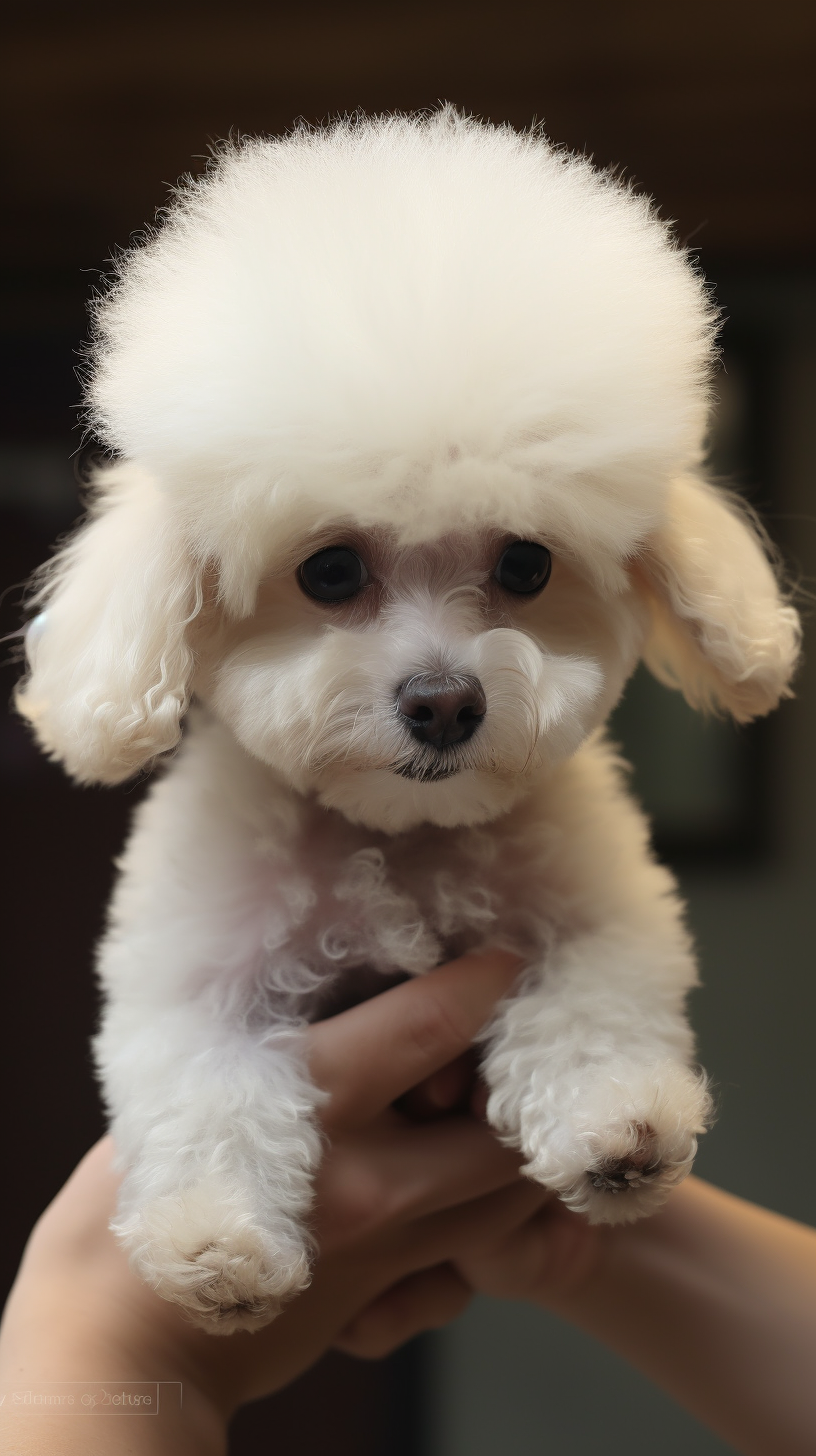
[0,949,544,1455]
[452,1174,816,1456]
[452,1175,601,1310]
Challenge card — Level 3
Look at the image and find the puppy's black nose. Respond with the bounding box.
[397,673,486,749]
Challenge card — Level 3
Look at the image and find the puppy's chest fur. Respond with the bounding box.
[246,796,570,1018]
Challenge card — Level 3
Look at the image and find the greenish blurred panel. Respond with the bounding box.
[609,666,763,859]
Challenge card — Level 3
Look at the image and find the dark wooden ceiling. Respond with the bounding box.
[3,0,815,277]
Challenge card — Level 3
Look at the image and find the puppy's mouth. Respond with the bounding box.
[391,756,461,783]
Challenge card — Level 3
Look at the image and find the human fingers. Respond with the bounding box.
[397,1050,478,1120]
[455,1198,601,1304]
[309,948,521,1130]
[330,1178,549,1302]
[227,1179,549,1409]
[334,1264,472,1358]
[314,1115,523,1252]
[307,1181,549,1362]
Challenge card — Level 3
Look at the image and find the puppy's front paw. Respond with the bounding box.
[507,1061,711,1226]
[579,1116,678,1223]
[115,1177,311,1334]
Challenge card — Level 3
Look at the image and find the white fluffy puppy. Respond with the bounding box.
[18,110,799,1333]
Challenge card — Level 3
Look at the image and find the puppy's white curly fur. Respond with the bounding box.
[17,110,799,1331]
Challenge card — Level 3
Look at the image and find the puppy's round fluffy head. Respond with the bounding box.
[18,112,798,812]
[87,106,716,612]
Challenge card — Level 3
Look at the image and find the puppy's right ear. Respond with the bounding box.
[637,474,800,722]
[16,462,201,785]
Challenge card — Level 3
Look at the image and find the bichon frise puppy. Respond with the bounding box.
[17,109,799,1332]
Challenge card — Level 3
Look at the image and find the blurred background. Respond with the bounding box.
[2,3,815,1453]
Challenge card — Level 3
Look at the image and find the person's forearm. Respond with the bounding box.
[0,1400,223,1456]
[0,1310,224,1456]
[0,1348,225,1456]
[0,1266,226,1456]
[548,1178,816,1456]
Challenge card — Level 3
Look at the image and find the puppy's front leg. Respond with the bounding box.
[482,927,711,1224]
[96,1001,323,1333]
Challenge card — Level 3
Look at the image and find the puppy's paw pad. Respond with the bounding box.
[588,1123,662,1194]
[580,1111,700,1224]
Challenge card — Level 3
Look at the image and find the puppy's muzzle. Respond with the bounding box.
[397,672,486,750]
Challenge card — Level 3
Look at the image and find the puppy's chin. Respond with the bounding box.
[313,765,528,833]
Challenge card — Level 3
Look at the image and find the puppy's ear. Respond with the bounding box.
[16,462,201,784]
[637,474,800,722]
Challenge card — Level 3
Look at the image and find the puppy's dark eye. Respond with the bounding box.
[299,547,369,602]
[494,541,552,595]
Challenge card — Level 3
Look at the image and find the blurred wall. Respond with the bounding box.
[2,6,814,1454]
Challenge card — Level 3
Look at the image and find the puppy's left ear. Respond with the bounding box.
[637,474,801,722]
